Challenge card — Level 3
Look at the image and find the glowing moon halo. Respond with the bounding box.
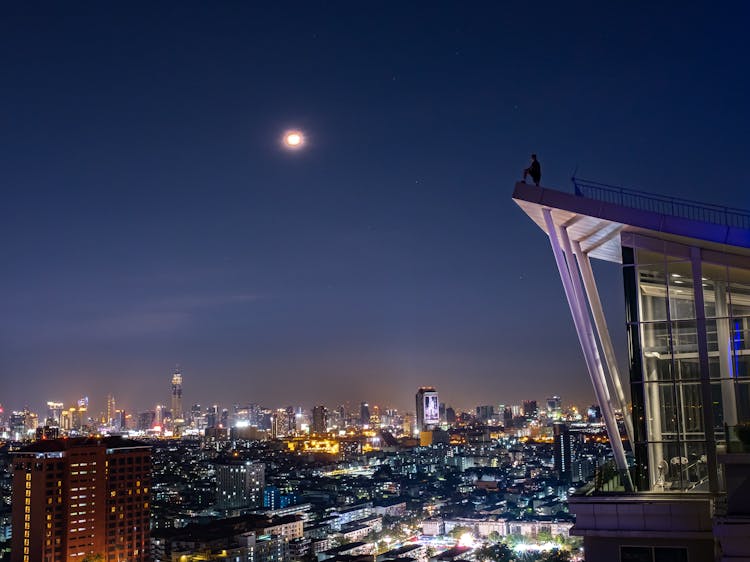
[283,130,304,149]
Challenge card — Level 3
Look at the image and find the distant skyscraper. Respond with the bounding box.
[445,406,456,424]
[10,436,151,562]
[171,368,183,423]
[359,402,370,426]
[553,422,573,482]
[546,396,562,419]
[46,401,63,426]
[271,408,290,438]
[402,413,415,436]
[587,404,602,422]
[415,387,439,432]
[138,411,156,431]
[312,405,328,434]
[522,400,538,419]
[106,394,116,426]
[215,459,265,509]
[476,405,495,422]
[114,409,125,430]
[155,403,165,427]
[61,403,87,433]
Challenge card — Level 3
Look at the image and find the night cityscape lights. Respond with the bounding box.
[0,377,599,562]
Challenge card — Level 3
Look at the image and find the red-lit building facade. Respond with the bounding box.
[11,436,151,562]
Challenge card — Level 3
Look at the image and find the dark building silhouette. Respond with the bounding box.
[359,402,370,426]
[312,405,328,434]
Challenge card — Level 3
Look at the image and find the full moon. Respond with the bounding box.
[283,130,304,148]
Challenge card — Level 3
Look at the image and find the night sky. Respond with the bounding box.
[2,3,749,415]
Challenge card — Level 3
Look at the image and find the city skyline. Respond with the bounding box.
[2,378,583,425]
[2,4,749,415]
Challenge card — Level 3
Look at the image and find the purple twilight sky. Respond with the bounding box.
[1,2,749,416]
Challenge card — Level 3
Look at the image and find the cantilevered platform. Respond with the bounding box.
[513,181,750,263]
[513,181,750,560]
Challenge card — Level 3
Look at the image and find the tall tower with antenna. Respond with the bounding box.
[171,367,184,425]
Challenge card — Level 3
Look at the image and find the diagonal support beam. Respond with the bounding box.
[542,208,634,491]
[571,240,635,448]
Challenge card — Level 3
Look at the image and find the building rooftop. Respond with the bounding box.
[513,180,750,263]
[14,436,150,454]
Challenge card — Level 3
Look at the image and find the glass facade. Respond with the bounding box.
[623,238,750,492]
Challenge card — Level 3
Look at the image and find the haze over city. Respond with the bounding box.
[2,3,749,413]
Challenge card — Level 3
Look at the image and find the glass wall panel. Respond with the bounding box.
[733,351,750,378]
[647,441,708,491]
[736,380,750,424]
[674,356,700,381]
[710,381,729,435]
[642,381,679,437]
[667,262,696,320]
[729,267,750,318]
[638,264,668,322]
[676,382,705,437]
[702,263,730,319]
[671,320,698,356]
[640,322,671,382]
[730,317,750,359]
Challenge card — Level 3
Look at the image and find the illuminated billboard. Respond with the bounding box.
[423,393,439,426]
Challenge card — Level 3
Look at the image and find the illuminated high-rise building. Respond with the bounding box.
[514,178,750,559]
[171,368,183,424]
[155,403,165,427]
[553,422,573,482]
[312,405,328,434]
[271,408,290,438]
[546,395,562,420]
[415,387,439,432]
[10,436,151,562]
[61,403,87,433]
[106,394,116,427]
[215,459,265,510]
[46,401,63,426]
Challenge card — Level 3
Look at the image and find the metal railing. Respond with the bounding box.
[574,460,638,496]
[572,178,750,230]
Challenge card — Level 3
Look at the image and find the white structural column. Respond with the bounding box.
[714,283,738,426]
[571,240,635,448]
[542,208,634,491]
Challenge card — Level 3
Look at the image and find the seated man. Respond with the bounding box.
[523,154,541,186]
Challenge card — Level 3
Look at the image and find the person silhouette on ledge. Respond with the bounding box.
[523,154,541,186]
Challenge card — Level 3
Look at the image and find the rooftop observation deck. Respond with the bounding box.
[572,178,750,230]
[513,178,750,263]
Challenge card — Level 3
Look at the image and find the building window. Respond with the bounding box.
[621,545,688,562]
